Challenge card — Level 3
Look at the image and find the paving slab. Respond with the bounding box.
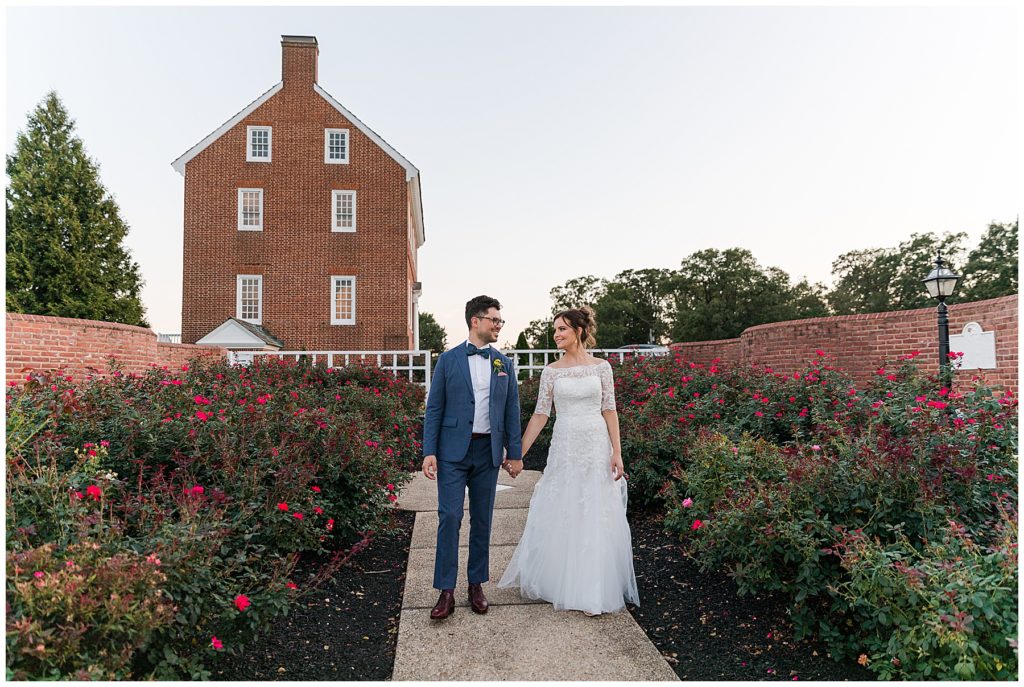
[410,509,529,549]
[391,604,679,681]
[394,470,543,511]
[392,463,677,681]
[403,544,544,609]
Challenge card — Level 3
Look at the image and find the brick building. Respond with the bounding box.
[172,35,425,354]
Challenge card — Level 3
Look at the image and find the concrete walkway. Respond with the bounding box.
[391,470,679,681]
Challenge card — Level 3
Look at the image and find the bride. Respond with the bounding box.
[498,307,640,615]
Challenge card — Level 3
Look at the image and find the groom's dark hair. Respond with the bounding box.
[465,295,501,328]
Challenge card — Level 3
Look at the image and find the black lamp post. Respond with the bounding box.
[922,252,961,389]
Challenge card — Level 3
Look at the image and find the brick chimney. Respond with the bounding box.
[281,35,318,87]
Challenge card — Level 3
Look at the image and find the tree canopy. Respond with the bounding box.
[523,220,1014,346]
[418,311,447,355]
[6,91,147,326]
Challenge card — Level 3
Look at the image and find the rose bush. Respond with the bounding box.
[6,357,422,679]
[520,351,1017,680]
[617,352,1017,680]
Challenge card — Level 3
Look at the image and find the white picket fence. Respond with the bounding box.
[231,346,670,389]
[503,348,670,378]
[234,349,433,385]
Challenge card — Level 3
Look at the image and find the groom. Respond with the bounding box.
[421,295,523,620]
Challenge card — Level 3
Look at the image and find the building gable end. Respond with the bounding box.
[171,82,285,176]
[312,83,418,181]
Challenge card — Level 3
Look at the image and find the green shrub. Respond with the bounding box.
[6,358,423,679]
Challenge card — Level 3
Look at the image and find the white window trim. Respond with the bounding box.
[331,190,357,233]
[324,128,350,164]
[237,188,264,231]
[330,275,356,325]
[236,274,263,325]
[246,125,272,162]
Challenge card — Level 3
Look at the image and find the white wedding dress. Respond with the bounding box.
[498,360,640,614]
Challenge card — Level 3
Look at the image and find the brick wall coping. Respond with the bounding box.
[6,312,156,336]
[156,341,210,350]
[742,294,1018,336]
[671,337,740,348]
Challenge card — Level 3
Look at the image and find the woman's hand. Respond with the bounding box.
[610,454,625,481]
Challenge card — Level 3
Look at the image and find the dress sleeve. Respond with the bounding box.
[600,361,617,412]
[534,367,555,416]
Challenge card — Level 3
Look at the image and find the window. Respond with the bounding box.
[331,190,356,232]
[331,276,356,325]
[324,128,349,164]
[237,188,263,231]
[246,126,272,162]
[237,275,263,324]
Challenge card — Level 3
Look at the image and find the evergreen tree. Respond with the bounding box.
[6,91,147,326]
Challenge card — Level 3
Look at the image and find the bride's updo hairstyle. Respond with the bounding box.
[553,306,598,349]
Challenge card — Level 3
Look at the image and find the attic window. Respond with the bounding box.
[325,129,349,164]
[247,126,272,162]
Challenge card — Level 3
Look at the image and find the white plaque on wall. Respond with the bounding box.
[949,322,997,370]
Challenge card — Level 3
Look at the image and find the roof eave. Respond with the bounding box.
[171,81,284,176]
[409,174,426,247]
[313,83,419,181]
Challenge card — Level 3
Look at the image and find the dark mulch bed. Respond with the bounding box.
[627,508,876,681]
[212,509,415,681]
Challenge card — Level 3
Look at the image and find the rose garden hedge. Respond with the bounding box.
[7,350,1017,680]
[6,358,423,680]
[519,352,1017,680]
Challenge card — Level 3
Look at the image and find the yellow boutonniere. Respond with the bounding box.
[492,359,505,374]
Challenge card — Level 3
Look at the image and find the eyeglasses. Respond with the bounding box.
[474,315,505,326]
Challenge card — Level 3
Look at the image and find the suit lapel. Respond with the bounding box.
[488,349,497,407]
[488,349,507,418]
[456,341,473,396]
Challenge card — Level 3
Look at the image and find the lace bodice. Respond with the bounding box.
[534,360,616,417]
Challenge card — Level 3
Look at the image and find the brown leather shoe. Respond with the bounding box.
[430,589,455,620]
[468,583,489,614]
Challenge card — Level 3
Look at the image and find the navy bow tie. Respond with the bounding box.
[466,344,490,358]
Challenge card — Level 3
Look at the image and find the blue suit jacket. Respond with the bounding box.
[422,343,523,467]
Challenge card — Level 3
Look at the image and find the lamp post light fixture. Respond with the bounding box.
[922,252,961,389]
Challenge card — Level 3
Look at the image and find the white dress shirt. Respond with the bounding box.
[466,341,492,433]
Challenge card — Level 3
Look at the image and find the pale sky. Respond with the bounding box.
[5,4,1019,347]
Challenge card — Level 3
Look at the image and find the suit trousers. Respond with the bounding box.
[433,435,501,590]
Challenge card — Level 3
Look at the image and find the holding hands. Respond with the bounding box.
[502,458,524,478]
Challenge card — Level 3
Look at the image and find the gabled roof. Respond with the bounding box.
[171,82,284,175]
[196,318,284,349]
[170,80,425,246]
[312,83,418,181]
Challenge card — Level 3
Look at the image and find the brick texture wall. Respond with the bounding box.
[669,295,1018,394]
[181,38,416,351]
[6,314,225,384]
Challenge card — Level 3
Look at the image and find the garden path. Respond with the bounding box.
[391,470,678,681]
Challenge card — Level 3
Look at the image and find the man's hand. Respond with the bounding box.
[422,455,438,481]
[505,459,524,478]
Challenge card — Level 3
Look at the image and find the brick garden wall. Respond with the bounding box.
[6,313,225,384]
[669,295,1018,394]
